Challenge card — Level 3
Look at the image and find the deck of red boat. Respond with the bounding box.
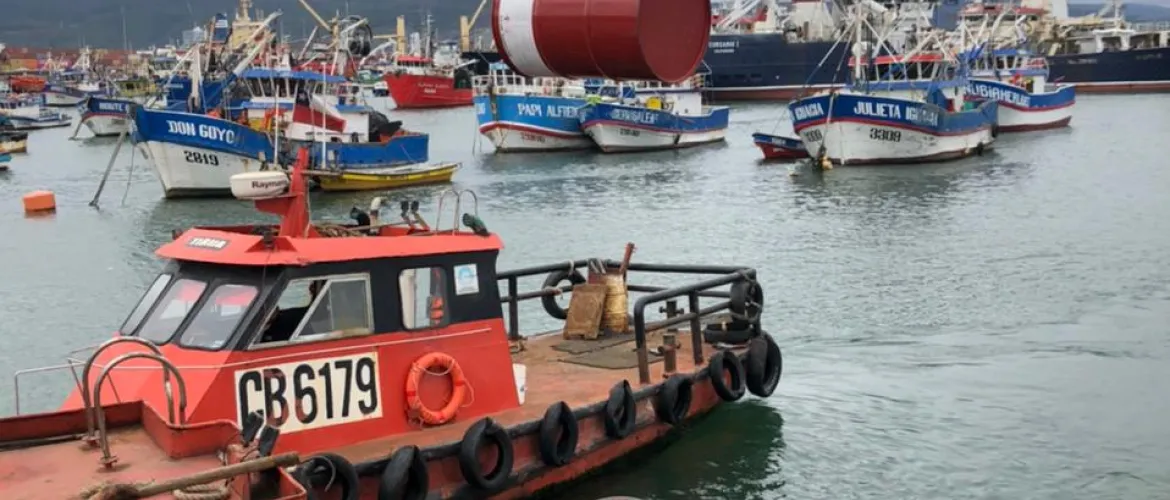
[1,424,223,500]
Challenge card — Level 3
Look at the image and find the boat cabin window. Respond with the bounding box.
[400,267,449,330]
[254,274,373,346]
[137,279,207,344]
[178,284,260,350]
[119,274,173,335]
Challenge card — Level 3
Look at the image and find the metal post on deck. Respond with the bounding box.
[507,277,520,340]
[688,292,704,365]
[660,299,680,376]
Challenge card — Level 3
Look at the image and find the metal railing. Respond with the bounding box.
[497,260,760,384]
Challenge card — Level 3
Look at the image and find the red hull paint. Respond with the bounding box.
[384,73,473,109]
[1070,82,1170,93]
[999,116,1073,133]
[756,143,809,160]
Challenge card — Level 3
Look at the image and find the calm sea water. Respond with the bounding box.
[2,95,1169,500]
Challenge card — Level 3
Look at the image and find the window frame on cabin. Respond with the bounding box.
[248,272,375,350]
[176,283,261,351]
[399,266,451,332]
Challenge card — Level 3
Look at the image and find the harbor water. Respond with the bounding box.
[2,95,1169,499]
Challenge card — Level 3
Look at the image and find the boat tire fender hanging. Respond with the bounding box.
[654,375,694,426]
[405,352,467,425]
[603,380,637,439]
[293,452,361,500]
[745,333,783,398]
[541,268,587,320]
[728,279,764,323]
[459,417,514,493]
[377,445,428,500]
[538,401,579,467]
[708,350,747,402]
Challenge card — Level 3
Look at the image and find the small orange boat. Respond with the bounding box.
[2,148,783,499]
[8,74,46,93]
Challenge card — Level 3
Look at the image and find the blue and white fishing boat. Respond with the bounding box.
[965,47,1075,132]
[472,64,595,152]
[786,8,998,165]
[0,94,71,130]
[579,76,729,153]
[79,96,135,137]
[133,12,440,198]
[43,48,109,107]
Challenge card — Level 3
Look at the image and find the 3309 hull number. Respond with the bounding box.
[235,353,382,432]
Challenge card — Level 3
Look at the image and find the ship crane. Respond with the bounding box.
[294,0,374,75]
[460,0,490,51]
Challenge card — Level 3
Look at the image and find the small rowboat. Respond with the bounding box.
[312,162,460,192]
[752,132,809,160]
[1,131,30,154]
[0,152,12,171]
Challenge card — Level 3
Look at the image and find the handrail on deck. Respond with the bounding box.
[496,260,761,384]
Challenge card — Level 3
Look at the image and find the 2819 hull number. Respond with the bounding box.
[184,150,221,166]
[235,353,382,432]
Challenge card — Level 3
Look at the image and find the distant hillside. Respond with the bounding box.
[0,0,484,50]
[3,0,1170,50]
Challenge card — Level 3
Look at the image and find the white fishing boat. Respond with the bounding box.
[472,64,595,152]
[965,48,1075,132]
[579,76,729,153]
[786,4,998,165]
[0,94,71,130]
[957,9,1076,132]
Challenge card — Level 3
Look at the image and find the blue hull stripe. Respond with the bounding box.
[789,93,997,137]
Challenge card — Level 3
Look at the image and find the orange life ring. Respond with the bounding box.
[405,352,467,425]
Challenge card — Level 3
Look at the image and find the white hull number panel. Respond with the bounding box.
[235,352,382,433]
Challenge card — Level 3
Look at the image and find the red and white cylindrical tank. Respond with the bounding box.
[491,0,711,83]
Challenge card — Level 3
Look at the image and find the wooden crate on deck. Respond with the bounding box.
[562,283,608,340]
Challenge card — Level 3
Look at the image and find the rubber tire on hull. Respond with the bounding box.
[745,333,783,398]
[541,268,587,320]
[702,326,755,345]
[708,350,747,402]
[729,279,764,323]
[603,380,637,439]
[294,452,361,500]
[538,401,579,466]
[458,417,514,493]
[654,375,694,425]
[378,445,428,500]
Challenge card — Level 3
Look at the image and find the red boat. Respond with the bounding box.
[7,74,46,93]
[1,147,782,499]
[384,55,474,109]
[752,132,810,161]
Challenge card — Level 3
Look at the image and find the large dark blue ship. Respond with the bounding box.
[700,0,1170,99]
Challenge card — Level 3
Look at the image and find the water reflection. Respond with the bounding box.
[557,400,787,500]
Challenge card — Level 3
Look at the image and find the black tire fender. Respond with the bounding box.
[538,401,579,466]
[728,279,764,324]
[745,333,783,398]
[377,445,428,500]
[458,417,514,493]
[541,268,587,320]
[603,380,637,439]
[708,350,747,402]
[654,375,694,425]
[293,452,361,500]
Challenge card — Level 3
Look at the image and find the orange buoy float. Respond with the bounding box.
[22,191,56,214]
[491,0,711,82]
[405,352,467,425]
